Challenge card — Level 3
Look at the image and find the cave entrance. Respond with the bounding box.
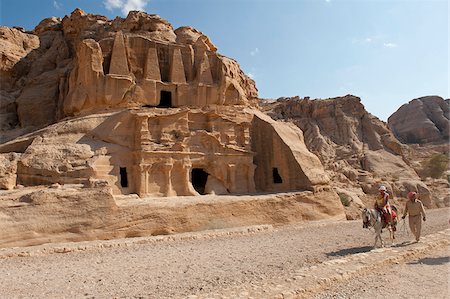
[272,167,283,184]
[158,90,172,108]
[192,168,209,195]
[120,167,129,188]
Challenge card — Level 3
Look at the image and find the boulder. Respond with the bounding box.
[388,96,449,144]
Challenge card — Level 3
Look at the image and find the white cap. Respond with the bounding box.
[378,185,387,191]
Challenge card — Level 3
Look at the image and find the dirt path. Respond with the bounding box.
[312,246,449,299]
[0,208,449,299]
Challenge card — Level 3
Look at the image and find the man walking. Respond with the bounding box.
[402,191,426,242]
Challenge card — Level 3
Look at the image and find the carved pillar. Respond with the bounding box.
[109,31,129,75]
[163,158,176,196]
[170,48,186,84]
[228,164,236,193]
[144,47,161,81]
[138,164,150,197]
[182,158,198,195]
[247,163,256,192]
[197,52,213,85]
[137,116,151,150]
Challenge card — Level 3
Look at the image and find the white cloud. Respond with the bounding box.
[104,0,123,11]
[122,0,148,15]
[250,48,259,56]
[247,73,255,79]
[53,0,61,9]
[325,0,331,2]
[383,42,398,48]
[103,0,148,15]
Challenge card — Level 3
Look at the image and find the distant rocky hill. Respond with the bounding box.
[388,96,449,144]
[261,95,448,217]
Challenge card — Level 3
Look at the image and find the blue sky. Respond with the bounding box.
[0,0,448,121]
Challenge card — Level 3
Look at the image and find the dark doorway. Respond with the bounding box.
[158,91,172,108]
[120,167,128,188]
[192,168,209,195]
[272,167,283,184]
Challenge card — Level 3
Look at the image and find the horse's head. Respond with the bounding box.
[361,208,371,228]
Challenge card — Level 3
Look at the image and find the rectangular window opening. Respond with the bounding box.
[120,167,129,188]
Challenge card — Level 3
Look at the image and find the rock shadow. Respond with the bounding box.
[327,246,372,257]
[408,256,450,266]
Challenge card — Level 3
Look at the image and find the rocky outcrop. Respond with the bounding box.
[0,24,71,135]
[0,153,20,189]
[0,186,344,248]
[0,106,329,197]
[0,9,258,137]
[388,96,449,144]
[262,95,432,208]
[0,27,40,134]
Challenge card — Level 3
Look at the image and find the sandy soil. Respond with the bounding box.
[0,208,448,299]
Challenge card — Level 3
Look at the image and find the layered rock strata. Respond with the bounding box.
[262,95,433,208]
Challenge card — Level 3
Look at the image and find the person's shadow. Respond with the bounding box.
[327,246,372,257]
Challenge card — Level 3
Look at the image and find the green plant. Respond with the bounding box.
[420,153,449,179]
[339,193,351,207]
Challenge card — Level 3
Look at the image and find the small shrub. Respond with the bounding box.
[339,193,351,207]
[420,153,449,179]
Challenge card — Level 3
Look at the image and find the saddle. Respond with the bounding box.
[381,205,398,231]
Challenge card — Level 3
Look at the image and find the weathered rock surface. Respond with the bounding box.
[0,106,330,197]
[388,96,449,144]
[1,9,258,134]
[0,186,344,248]
[262,95,434,211]
[1,8,446,247]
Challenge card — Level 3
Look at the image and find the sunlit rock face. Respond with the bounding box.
[60,9,259,116]
[0,9,329,198]
[262,95,434,207]
[388,96,449,144]
[0,9,258,135]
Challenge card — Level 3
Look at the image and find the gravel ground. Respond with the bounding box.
[312,246,449,299]
[0,208,448,299]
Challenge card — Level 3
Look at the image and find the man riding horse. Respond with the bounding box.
[374,185,397,230]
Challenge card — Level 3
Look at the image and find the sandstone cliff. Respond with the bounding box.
[2,8,446,247]
[0,9,258,142]
[388,96,449,144]
[0,9,346,247]
[261,95,437,215]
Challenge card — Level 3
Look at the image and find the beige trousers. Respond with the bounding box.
[408,215,422,241]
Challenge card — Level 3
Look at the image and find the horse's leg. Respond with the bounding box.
[388,226,394,246]
[375,226,383,248]
[388,215,395,246]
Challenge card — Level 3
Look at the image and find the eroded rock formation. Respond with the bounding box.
[0,9,330,200]
[0,9,258,141]
[388,96,449,144]
[0,106,330,197]
[262,95,434,210]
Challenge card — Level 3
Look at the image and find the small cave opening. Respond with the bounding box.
[158,90,172,108]
[192,168,209,195]
[272,167,283,184]
[120,167,129,188]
